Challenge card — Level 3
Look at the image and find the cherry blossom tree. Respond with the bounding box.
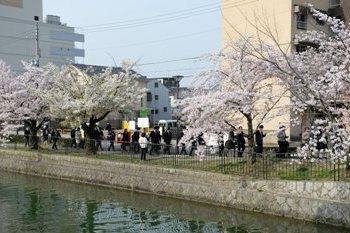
[174,41,287,157]
[284,8,350,166]
[41,63,145,154]
[0,61,52,148]
[234,6,350,166]
[177,6,350,168]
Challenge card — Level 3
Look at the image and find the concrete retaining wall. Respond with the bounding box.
[0,150,349,228]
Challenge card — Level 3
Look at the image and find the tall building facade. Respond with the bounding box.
[221,0,346,143]
[147,79,172,127]
[0,0,84,72]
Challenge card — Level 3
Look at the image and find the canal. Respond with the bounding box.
[0,171,348,233]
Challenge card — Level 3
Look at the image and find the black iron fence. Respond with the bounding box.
[1,135,350,181]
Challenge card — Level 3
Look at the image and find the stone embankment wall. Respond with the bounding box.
[0,150,349,228]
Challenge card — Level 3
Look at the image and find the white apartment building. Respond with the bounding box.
[147,79,173,127]
[0,0,84,72]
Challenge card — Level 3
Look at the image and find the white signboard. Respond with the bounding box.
[128,121,136,131]
[137,117,149,128]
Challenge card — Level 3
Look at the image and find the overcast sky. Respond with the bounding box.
[43,0,221,86]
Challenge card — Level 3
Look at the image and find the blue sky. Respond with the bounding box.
[43,0,221,86]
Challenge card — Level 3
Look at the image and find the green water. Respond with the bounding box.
[0,171,348,233]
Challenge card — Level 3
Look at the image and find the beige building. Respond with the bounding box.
[0,0,84,72]
[222,0,346,143]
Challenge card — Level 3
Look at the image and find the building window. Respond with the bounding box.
[297,13,307,30]
[295,44,307,53]
[154,82,158,88]
[140,97,143,107]
[151,110,154,114]
[330,0,340,8]
[147,92,152,101]
[155,109,159,114]
[155,95,159,101]
[163,107,167,112]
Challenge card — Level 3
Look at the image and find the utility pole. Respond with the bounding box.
[34,16,40,67]
[175,76,181,146]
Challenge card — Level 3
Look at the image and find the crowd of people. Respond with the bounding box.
[24,125,62,150]
[22,121,327,159]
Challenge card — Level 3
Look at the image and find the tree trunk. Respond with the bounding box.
[81,121,96,155]
[24,119,39,150]
[246,114,255,163]
[80,112,111,155]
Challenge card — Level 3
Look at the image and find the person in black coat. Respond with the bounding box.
[132,128,140,153]
[42,126,49,146]
[149,126,161,155]
[70,128,77,148]
[122,128,129,151]
[105,121,112,132]
[189,133,205,156]
[93,127,102,152]
[24,127,30,147]
[236,126,246,157]
[225,126,236,151]
[51,128,61,150]
[177,129,187,155]
[255,125,266,156]
[163,128,172,154]
[107,130,116,151]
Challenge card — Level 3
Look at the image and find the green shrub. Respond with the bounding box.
[58,137,72,147]
[8,135,25,143]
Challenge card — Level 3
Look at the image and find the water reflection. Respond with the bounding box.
[0,171,348,233]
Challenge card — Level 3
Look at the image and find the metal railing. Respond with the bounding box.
[1,135,349,181]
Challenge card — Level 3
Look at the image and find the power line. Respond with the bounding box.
[81,1,223,28]
[81,0,257,33]
[138,56,202,66]
[140,66,212,74]
[88,27,220,51]
[81,0,244,29]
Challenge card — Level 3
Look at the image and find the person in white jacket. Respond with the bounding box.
[138,132,148,160]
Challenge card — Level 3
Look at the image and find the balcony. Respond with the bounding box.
[50,47,85,57]
[49,31,85,43]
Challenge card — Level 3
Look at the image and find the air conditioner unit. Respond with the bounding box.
[293,39,299,45]
[294,5,300,13]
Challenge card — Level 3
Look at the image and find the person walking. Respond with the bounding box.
[107,130,116,151]
[93,127,100,152]
[163,127,172,154]
[122,128,130,151]
[75,128,81,148]
[132,128,140,153]
[95,127,104,151]
[51,128,61,150]
[24,127,30,147]
[70,128,77,148]
[189,133,205,156]
[138,132,148,160]
[236,126,246,157]
[105,121,112,132]
[217,132,225,156]
[255,125,266,156]
[149,126,161,155]
[178,129,187,155]
[189,137,197,156]
[277,125,289,158]
[225,126,236,154]
[42,126,49,146]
